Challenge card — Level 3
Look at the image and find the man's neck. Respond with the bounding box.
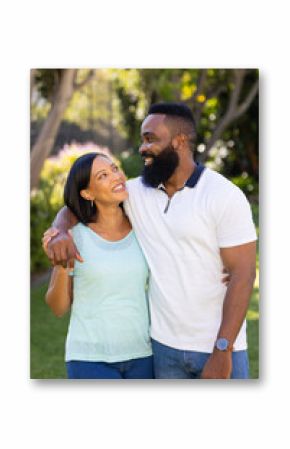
[164,159,196,196]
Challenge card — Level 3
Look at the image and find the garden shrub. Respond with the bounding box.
[230,173,258,199]
[119,151,143,179]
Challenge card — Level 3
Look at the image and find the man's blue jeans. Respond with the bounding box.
[66,355,154,379]
[152,339,249,379]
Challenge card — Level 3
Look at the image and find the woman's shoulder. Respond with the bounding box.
[71,222,86,234]
[71,222,88,246]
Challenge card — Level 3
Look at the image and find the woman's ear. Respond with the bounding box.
[80,189,92,201]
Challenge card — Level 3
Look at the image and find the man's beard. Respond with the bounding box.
[141,145,179,188]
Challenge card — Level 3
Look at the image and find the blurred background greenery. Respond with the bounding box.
[30,68,259,378]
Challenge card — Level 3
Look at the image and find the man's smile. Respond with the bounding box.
[144,157,154,166]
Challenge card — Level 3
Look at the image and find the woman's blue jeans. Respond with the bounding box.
[66,355,154,379]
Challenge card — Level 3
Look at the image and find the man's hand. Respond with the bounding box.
[200,350,232,379]
[42,227,59,253]
[42,227,83,267]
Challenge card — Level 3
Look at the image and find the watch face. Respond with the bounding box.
[216,338,229,351]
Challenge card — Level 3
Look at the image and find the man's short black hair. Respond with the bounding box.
[148,102,195,123]
[147,102,196,149]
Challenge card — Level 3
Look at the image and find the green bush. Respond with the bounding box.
[31,143,114,273]
[230,173,258,199]
[30,187,62,272]
[119,151,143,179]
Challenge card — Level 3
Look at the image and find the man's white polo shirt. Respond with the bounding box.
[124,165,257,353]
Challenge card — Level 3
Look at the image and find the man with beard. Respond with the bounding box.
[43,102,257,379]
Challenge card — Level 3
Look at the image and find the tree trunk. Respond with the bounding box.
[246,141,259,179]
[30,69,77,190]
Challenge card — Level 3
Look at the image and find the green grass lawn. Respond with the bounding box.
[30,281,259,379]
[30,282,69,379]
[246,286,259,378]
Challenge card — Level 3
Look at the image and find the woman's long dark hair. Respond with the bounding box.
[64,152,111,224]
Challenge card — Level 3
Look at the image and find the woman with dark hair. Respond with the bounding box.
[45,152,153,379]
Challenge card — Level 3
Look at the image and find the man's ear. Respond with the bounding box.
[171,136,180,150]
[172,134,185,150]
[80,189,92,201]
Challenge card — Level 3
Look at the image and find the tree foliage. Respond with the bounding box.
[113,69,258,181]
[31,69,259,189]
[30,69,95,190]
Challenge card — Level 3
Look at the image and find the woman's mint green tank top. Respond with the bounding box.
[65,223,152,363]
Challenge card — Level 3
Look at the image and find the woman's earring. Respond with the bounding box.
[91,200,94,208]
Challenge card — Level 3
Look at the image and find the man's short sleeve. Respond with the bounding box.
[216,186,257,248]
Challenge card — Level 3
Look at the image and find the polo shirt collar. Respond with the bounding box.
[157,162,206,191]
[185,162,206,188]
